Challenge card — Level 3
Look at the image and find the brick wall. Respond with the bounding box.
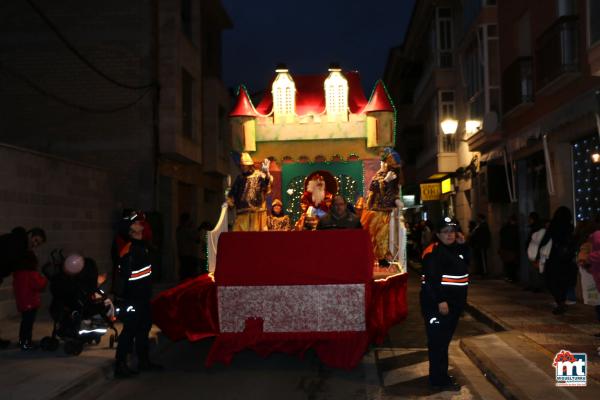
[0,144,115,275]
[0,0,156,210]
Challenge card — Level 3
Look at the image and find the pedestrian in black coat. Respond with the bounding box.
[539,206,577,315]
[499,215,520,283]
[468,214,491,276]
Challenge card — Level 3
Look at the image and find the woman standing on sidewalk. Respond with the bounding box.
[420,217,469,391]
[539,206,577,315]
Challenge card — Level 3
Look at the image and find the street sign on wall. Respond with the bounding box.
[420,183,441,201]
[441,178,453,194]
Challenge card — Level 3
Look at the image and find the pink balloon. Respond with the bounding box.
[64,254,84,275]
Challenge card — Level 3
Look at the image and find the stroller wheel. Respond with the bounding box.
[40,336,59,351]
[64,340,83,356]
[109,334,115,349]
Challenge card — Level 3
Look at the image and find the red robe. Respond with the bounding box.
[295,191,333,230]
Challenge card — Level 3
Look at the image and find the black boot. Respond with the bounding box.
[138,357,164,371]
[114,361,138,379]
[19,340,37,351]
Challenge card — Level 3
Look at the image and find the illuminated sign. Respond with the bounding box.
[402,195,415,207]
[441,178,453,194]
[420,183,441,201]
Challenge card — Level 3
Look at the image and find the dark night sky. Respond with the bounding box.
[220,0,416,96]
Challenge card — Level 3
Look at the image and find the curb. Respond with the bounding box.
[49,360,114,400]
[464,301,510,332]
[48,331,173,400]
[459,338,518,400]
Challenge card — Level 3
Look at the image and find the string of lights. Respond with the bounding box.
[284,173,360,224]
[0,62,153,114]
[25,0,157,91]
[573,135,600,221]
[0,63,152,114]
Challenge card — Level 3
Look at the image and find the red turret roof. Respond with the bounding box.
[229,86,259,117]
[363,80,394,113]
[254,71,369,116]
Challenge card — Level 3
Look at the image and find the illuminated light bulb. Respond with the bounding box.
[592,152,600,163]
[440,118,458,135]
[465,120,482,135]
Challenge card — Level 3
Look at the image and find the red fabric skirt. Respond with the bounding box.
[151,272,408,369]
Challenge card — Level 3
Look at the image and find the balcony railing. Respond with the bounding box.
[502,57,533,114]
[535,15,579,91]
[439,134,457,153]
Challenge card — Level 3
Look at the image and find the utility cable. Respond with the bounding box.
[0,62,153,114]
[25,0,157,90]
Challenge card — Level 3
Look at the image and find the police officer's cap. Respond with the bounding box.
[437,216,458,232]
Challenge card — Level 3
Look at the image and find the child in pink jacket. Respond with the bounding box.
[12,250,47,350]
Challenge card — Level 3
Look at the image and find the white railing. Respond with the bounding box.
[207,203,229,273]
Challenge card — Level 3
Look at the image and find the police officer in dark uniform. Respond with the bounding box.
[114,217,163,378]
[420,217,469,391]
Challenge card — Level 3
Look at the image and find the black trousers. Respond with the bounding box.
[20,309,37,344]
[503,261,519,282]
[116,302,152,363]
[473,248,488,275]
[421,300,463,385]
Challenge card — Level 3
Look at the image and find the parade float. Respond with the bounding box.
[152,66,408,369]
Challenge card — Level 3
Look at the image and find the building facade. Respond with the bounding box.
[385,0,600,280]
[0,0,232,281]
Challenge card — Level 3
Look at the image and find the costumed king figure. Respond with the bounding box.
[361,147,403,262]
[228,152,272,232]
[295,174,333,230]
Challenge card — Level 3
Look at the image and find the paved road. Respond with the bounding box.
[73,272,500,400]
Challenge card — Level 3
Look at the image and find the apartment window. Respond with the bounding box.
[439,91,455,119]
[488,33,501,113]
[464,38,484,122]
[181,0,192,39]
[463,24,500,120]
[589,0,600,46]
[182,69,194,138]
[437,8,454,68]
[517,13,532,57]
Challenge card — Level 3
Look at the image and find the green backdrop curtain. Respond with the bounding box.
[282,161,364,224]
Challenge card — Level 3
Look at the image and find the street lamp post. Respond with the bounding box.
[440,118,458,135]
[440,118,482,137]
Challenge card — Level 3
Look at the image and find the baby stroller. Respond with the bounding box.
[40,250,119,355]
